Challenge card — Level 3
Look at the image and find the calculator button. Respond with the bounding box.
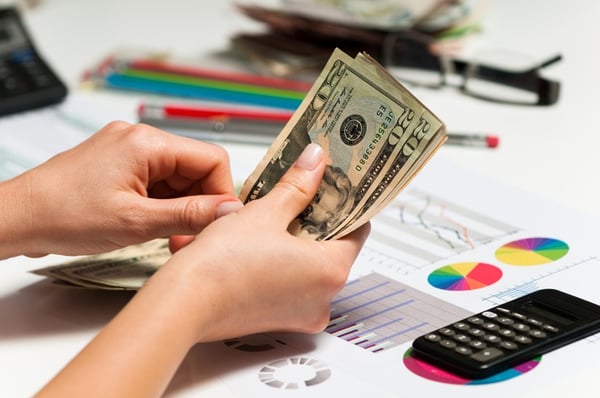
[440,339,457,349]
[3,77,27,94]
[424,333,441,342]
[471,347,504,363]
[439,328,455,336]
[512,312,527,320]
[467,316,484,325]
[453,322,470,331]
[496,307,510,314]
[468,328,485,337]
[500,341,519,350]
[514,335,533,344]
[455,346,473,355]
[497,317,515,325]
[34,74,52,87]
[513,323,530,332]
[527,318,544,327]
[543,324,560,333]
[499,328,515,338]
[454,334,471,343]
[484,334,501,343]
[483,322,500,331]
[470,340,487,350]
[482,311,498,319]
[529,330,547,339]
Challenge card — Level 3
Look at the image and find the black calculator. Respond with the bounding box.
[411,289,600,379]
[0,6,67,117]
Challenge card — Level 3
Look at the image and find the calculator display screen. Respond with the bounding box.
[523,301,576,325]
[0,17,26,51]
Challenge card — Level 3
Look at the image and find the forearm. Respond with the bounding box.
[36,262,207,397]
[0,173,35,259]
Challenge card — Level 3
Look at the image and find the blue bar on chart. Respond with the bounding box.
[326,273,470,353]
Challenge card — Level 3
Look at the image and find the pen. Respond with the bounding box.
[445,133,499,148]
[139,102,500,149]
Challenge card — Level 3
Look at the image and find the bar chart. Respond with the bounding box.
[326,273,470,353]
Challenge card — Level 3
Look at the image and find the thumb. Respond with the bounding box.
[141,194,243,237]
[256,143,325,224]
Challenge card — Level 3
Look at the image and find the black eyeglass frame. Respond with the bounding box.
[382,32,562,106]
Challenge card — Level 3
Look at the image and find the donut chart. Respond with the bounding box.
[258,357,331,389]
[495,237,569,266]
[403,348,541,385]
[428,262,502,291]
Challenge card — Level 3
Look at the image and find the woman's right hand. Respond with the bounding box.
[148,143,371,343]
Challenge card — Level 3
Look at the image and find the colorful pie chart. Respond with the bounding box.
[428,262,502,291]
[495,237,569,266]
[403,348,541,385]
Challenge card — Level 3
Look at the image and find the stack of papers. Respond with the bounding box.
[231,0,485,77]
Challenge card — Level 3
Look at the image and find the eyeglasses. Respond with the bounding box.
[382,32,562,106]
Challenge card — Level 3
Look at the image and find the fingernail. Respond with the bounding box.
[216,200,243,219]
[295,143,322,170]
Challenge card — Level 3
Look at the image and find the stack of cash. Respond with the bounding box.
[32,239,170,290]
[32,49,446,290]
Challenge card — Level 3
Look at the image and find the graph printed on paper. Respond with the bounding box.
[359,188,520,276]
[325,273,470,353]
[481,255,600,306]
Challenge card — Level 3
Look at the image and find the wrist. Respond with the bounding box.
[0,173,36,259]
[132,262,215,347]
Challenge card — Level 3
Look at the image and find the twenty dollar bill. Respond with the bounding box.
[239,48,446,240]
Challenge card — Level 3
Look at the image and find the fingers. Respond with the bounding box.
[140,195,243,238]
[140,126,236,196]
[252,143,325,224]
[168,235,195,253]
[96,122,236,197]
[333,221,371,260]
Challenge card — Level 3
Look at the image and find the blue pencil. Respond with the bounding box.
[104,73,303,110]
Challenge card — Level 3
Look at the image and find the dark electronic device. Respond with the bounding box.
[0,7,67,116]
[411,289,600,379]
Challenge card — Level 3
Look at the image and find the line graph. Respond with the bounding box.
[366,188,520,269]
[481,256,599,305]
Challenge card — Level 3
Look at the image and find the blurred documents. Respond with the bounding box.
[33,48,447,289]
[232,1,484,77]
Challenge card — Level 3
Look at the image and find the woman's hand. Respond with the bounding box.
[149,143,371,342]
[0,121,241,259]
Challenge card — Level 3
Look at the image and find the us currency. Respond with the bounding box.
[32,239,170,290]
[239,48,446,240]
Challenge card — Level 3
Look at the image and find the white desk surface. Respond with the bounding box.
[2,0,600,396]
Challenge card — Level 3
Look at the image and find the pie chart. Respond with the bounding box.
[428,262,502,291]
[403,348,541,385]
[495,237,569,266]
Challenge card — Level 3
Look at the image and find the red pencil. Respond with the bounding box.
[138,102,294,123]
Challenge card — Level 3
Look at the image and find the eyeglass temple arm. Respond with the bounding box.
[531,54,563,71]
[451,55,561,104]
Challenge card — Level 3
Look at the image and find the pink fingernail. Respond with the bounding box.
[295,143,322,170]
[216,200,243,218]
